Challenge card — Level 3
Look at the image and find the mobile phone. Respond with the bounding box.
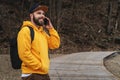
[44,18,49,25]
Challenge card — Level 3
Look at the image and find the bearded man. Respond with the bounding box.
[17,2,60,80]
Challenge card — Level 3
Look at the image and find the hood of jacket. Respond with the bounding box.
[22,21,43,32]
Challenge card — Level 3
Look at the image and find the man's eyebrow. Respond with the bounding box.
[37,11,45,14]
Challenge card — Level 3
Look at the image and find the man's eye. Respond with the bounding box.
[37,12,45,15]
[38,12,41,14]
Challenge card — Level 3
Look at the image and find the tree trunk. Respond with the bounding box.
[56,0,62,31]
[107,0,118,35]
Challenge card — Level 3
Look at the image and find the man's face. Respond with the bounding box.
[32,10,45,26]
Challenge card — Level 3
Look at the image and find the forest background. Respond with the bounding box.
[0,0,120,54]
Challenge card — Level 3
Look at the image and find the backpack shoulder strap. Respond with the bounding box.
[27,26,34,42]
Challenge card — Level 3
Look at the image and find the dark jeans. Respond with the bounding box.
[22,74,50,80]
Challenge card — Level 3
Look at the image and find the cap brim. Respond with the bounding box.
[34,5,48,13]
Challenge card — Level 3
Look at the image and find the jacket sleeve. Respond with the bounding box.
[45,28,60,49]
[17,27,41,70]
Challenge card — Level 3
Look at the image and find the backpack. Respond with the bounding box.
[10,26,34,69]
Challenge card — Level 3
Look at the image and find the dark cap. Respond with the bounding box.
[29,3,48,13]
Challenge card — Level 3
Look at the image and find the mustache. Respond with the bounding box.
[38,17,44,20]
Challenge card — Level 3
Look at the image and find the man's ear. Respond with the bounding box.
[30,14,33,18]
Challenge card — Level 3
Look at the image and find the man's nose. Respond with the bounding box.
[41,14,45,18]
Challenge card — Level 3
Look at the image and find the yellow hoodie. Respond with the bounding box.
[17,21,60,74]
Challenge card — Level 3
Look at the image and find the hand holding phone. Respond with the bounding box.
[43,17,53,29]
[44,18,49,25]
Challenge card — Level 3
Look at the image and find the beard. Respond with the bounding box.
[33,15,44,26]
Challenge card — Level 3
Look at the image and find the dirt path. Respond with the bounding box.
[0,54,63,80]
[0,52,119,80]
[49,52,119,80]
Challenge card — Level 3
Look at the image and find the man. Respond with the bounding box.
[17,2,60,80]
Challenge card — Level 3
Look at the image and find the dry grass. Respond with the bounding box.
[0,55,21,80]
[104,52,120,79]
